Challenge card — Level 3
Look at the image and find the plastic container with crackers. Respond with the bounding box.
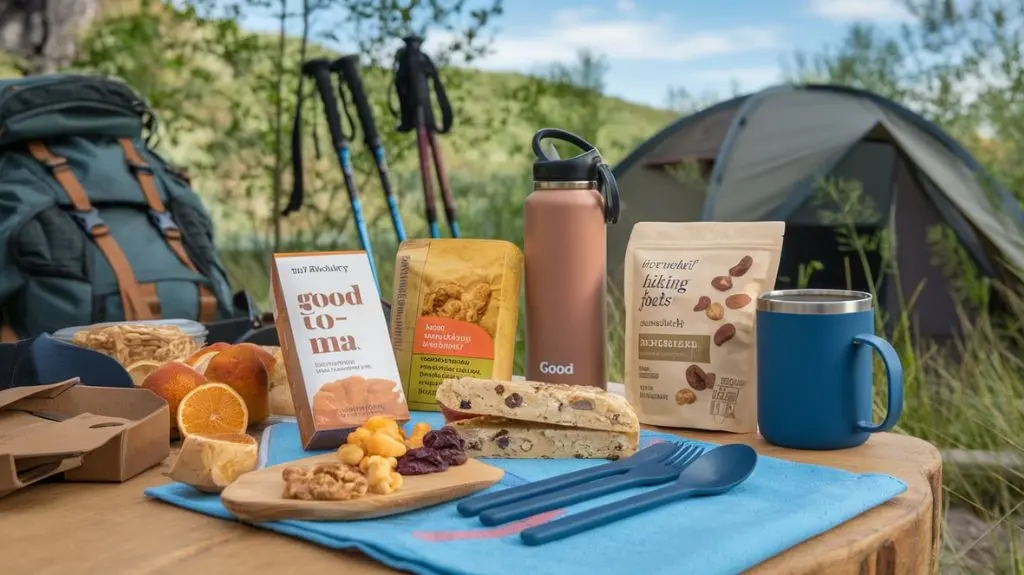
[54,319,207,365]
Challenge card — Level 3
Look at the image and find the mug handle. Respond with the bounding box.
[852,334,904,433]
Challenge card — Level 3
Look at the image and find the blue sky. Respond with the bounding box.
[237,0,913,109]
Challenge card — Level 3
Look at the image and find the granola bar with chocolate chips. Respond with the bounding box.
[448,416,639,459]
[436,378,639,433]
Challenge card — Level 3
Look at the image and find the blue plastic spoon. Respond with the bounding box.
[520,444,758,546]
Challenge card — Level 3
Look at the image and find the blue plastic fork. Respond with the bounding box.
[478,443,704,526]
[457,441,678,517]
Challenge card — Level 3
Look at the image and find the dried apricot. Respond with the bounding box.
[337,443,364,466]
[346,427,372,449]
[365,430,407,458]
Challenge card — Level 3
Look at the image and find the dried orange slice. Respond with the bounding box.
[177,383,249,437]
[125,360,163,387]
[169,432,258,493]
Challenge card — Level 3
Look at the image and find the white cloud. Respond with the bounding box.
[549,7,600,25]
[430,9,781,70]
[617,0,636,12]
[691,66,782,90]
[809,0,913,22]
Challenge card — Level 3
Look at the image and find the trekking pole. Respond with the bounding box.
[300,58,379,285]
[392,34,460,238]
[331,54,408,243]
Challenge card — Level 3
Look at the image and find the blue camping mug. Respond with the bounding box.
[756,289,904,450]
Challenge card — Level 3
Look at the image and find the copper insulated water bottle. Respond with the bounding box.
[523,128,620,389]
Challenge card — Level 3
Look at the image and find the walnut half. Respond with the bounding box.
[281,462,368,501]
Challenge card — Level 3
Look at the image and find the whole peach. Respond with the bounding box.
[204,345,270,425]
[235,342,277,371]
[141,361,207,433]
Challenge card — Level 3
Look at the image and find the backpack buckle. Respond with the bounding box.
[43,156,69,172]
[128,162,154,175]
[149,209,180,237]
[70,209,108,236]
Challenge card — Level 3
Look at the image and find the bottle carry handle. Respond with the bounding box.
[531,128,620,224]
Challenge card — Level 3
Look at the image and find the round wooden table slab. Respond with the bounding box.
[0,427,940,575]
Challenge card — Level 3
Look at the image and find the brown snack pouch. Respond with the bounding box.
[390,239,523,411]
[624,222,784,432]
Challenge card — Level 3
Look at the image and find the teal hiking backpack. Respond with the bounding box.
[0,74,236,341]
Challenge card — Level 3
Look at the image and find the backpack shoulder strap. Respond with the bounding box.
[117,138,218,323]
[27,141,153,323]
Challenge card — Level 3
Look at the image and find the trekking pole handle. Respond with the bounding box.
[302,58,348,151]
[402,35,436,130]
[333,55,381,149]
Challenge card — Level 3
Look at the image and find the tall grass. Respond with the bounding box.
[222,169,1024,571]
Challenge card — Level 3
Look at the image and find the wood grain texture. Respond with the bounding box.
[0,428,941,575]
[221,454,503,523]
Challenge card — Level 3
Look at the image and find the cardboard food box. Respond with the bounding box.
[272,251,410,450]
[0,378,170,499]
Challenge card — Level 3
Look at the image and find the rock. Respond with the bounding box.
[0,0,100,74]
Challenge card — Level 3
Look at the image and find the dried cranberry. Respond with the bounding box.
[397,448,448,475]
[504,393,523,408]
[438,447,467,466]
[423,426,465,450]
[493,430,510,449]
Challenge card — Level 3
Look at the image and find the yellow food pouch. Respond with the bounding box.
[390,239,523,411]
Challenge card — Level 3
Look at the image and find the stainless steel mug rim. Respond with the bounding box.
[757,289,873,315]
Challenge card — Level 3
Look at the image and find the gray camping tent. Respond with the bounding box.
[611,84,1024,337]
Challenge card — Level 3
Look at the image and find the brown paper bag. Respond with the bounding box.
[624,222,785,432]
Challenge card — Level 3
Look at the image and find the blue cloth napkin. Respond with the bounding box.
[146,412,906,575]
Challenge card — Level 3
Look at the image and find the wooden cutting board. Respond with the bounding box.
[220,453,504,523]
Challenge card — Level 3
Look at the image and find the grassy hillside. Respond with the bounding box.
[146,60,675,188]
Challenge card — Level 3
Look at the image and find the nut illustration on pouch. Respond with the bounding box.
[726,294,752,309]
[675,389,696,405]
[420,279,492,327]
[685,364,708,390]
[705,302,725,321]
[711,276,733,291]
[693,296,711,312]
[729,255,753,277]
[685,364,716,391]
[714,323,736,346]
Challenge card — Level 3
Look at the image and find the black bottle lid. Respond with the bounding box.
[531,128,620,223]
[532,128,601,182]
